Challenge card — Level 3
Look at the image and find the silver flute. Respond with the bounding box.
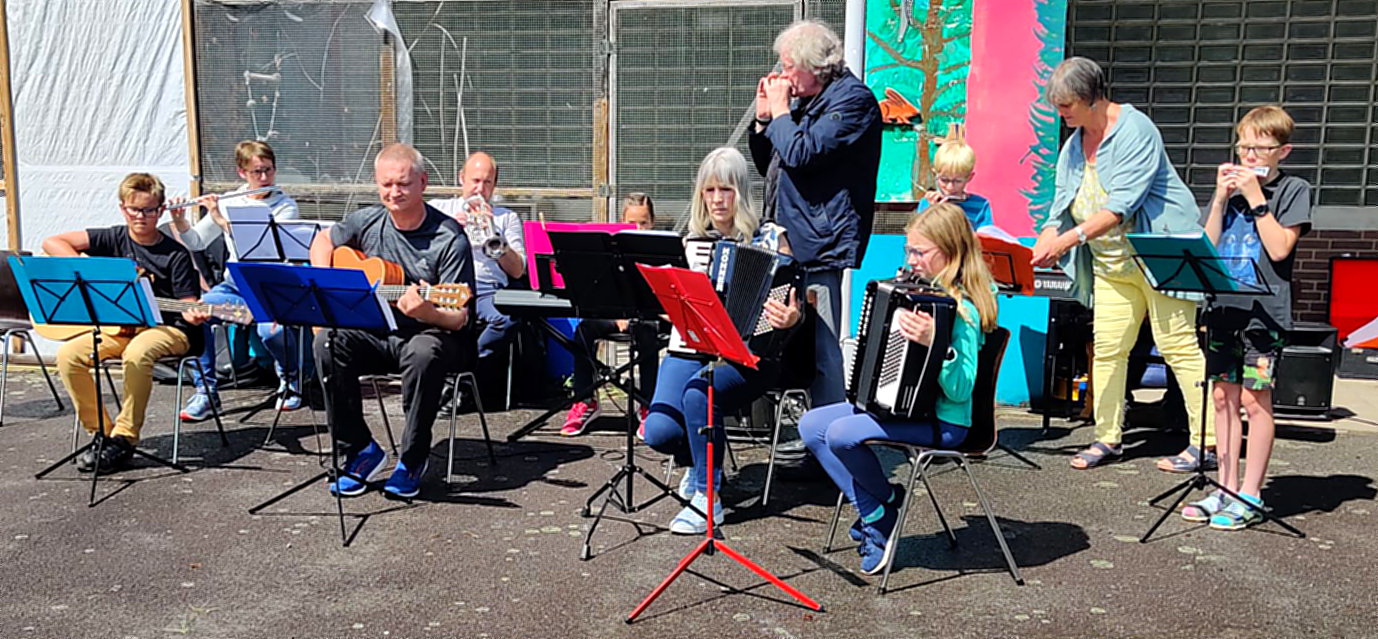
[166,186,279,209]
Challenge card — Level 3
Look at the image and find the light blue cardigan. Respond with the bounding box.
[1042,104,1204,306]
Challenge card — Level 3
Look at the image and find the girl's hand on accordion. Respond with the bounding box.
[764,289,801,330]
[898,308,936,346]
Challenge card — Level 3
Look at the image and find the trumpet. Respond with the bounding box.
[460,195,510,260]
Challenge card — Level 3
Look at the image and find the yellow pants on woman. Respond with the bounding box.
[1092,268,1213,448]
[57,326,190,444]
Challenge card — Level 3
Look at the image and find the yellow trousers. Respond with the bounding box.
[1092,269,1213,448]
[57,326,189,443]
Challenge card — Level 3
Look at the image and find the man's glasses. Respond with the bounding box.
[122,204,163,218]
[1235,145,1282,156]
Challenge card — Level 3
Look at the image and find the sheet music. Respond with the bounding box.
[667,237,719,356]
[227,203,326,262]
[373,290,398,332]
[137,278,163,325]
[276,220,328,261]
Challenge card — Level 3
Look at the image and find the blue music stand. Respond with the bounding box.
[231,262,396,546]
[13,256,187,506]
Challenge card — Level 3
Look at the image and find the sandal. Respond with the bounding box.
[1209,493,1264,530]
[1157,445,1218,474]
[1181,490,1229,522]
[1069,441,1123,470]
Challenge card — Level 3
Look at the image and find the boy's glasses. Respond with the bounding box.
[1235,145,1282,156]
[935,175,969,185]
[245,167,275,176]
[122,204,163,218]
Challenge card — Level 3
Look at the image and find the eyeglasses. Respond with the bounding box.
[245,167,276,176]
[935,175,969,185]
[904,245,937,261]
[121,204,163,218]
[1235,145,1282,156]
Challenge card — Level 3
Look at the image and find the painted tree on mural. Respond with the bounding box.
[866,0,971,201]
[1022,0,1066,227]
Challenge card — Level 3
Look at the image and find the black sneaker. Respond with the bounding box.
[94,437,135,473]
[776,452,827,482]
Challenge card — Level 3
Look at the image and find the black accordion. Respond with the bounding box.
[709,241,798,359]
[846,277,958,420]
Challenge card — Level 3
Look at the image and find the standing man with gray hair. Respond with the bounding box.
[749,19,881,480]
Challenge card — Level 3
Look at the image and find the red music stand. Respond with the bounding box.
[978,233,1035,295]
[627,264,822,622]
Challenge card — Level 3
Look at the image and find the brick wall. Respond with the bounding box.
[1293,230,1378,323]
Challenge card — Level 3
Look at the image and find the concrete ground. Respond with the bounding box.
[1,368,1376,639]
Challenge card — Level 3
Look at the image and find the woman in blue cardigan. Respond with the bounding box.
[1030,57,1212,473]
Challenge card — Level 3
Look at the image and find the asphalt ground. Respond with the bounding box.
[1,368,1375,639]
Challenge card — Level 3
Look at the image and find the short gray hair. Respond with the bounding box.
[1046,56,1108,106]
[374,142,426,175]
[774,20,845,84]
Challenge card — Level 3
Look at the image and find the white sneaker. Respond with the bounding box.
[669,491,724,535]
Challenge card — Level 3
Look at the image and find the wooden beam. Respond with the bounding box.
[592,98,609,222]
[203,180,595,200]
[180,0,203,199]
[379,33,396,144]
[0,0,22,249]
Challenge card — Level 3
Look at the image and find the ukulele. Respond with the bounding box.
[33,298,255,342]
[330,246,472,311]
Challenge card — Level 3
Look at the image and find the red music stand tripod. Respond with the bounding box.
[626,264,823,623]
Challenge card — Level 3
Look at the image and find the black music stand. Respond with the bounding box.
[1126,234,1305,541]
[234,263,397,546]
[626,264,821,621]
[505,230,684,443]
[15,256,189,506]
[228,211,326,432]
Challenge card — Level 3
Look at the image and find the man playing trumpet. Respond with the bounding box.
[429,151,526,362]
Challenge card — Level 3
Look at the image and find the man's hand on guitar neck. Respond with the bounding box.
[398,281,468,331]
[182,302,211,326]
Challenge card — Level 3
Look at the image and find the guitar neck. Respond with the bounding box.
[154,298,219,315]
[374,284,436,302]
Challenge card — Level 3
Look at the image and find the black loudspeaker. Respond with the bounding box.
[1338,347,1378,380]
[1273,322,1338,418]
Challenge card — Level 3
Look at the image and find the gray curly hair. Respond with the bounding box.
[773,20,845,84]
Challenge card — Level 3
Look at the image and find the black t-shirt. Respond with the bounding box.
[86,226,202,345]
[330,204,475,331]
[1214,172,1312,332]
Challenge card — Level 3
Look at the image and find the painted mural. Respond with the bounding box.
[865,0,1068,236]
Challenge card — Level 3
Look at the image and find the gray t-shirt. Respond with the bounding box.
[1215,172,1312,331]
[330,203,475,331]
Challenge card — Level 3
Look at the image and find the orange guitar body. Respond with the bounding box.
[331,246,405,286]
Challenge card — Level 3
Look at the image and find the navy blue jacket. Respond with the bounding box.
[749,70,881,271]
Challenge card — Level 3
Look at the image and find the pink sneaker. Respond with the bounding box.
[560,400,601,436]
[637,407,649,440]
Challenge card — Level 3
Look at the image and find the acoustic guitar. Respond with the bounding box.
[33,298,254,342]
[331,246,472,311]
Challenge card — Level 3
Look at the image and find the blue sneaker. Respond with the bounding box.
[850,484,905,543]
[179,392,220,422]
[329,441,387,497]
[859,499,901,576]
[383,458,428,499]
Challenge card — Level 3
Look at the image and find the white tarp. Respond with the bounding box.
[4,0,191,355]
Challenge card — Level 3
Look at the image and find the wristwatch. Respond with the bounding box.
[1074,226,1089,245]
[1243,203,1270,219]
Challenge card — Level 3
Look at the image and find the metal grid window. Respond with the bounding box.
[1069,0,1378,208]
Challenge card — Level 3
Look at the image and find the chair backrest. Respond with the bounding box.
[956,326,1010,455]
[0,250,34,323]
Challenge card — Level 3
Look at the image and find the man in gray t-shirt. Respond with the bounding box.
[309,143,477,499]
[429,151,526,359]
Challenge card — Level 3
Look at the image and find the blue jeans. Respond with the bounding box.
[642,354,775,494]
[799,402,968,520]
[804,269,845,406]
[475,290,518,359]
[192,281,313,395]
